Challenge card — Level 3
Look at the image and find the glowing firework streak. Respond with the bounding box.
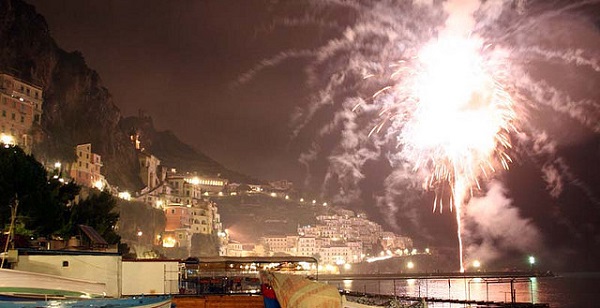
[377,36,516,272]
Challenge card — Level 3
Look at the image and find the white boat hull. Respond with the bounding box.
[0,268,106,299]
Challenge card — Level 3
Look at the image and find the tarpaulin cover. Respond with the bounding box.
[267,272,341,308]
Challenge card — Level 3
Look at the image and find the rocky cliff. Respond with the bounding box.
[0,0,142,190]
[120,114,259,183]
[0,0,251,190]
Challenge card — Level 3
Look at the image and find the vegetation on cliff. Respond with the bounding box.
[0,144,120,243]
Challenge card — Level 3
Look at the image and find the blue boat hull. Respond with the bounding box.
[0,296,172,308]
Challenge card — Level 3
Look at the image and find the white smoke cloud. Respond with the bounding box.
[541,162,563,198]
[375,167,423,231]
[463,181,542,265]
[442,0,481,37]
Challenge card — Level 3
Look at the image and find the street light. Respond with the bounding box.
[472,260,481,271]
[407,261,415,270]
[528,256,535,271]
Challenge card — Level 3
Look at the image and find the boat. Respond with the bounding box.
[0,268,106,300]
[0,295,172,307]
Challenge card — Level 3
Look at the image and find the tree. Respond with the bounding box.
[190,233,220,257]
[0,145,77,237]
[66,190,120,244]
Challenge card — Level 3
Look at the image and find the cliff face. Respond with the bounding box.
[120,114,259,183]
[0,0,255,189]
[0,0,142,190]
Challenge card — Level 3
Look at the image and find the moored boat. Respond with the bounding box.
[0,295,172,308]
[0,268,106,300]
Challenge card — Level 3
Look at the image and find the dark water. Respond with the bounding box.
[324,272,600,307]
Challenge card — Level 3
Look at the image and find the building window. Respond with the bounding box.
[1,110,5,117]
[171,209,175,214]
[20,115,24,123]
[62,261,69,267]
[11,113,15,120]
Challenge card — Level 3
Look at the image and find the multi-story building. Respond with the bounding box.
[169,173,227,194]
[320,244,352,265]
[261,235,299,255]
[162,228,192,250]
[166,175,203,207]
[68,143,105,189]
[226,241,243,257]
[138,151,164,192]
[297,237,317,257]
[296,208,411,264]
[142,173,226,251]
[164,204,191,231]
[0,73,43,153]
[190,200,215,235]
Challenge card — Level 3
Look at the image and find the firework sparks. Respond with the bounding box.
[245,0,600,272]
[371,34,516,272]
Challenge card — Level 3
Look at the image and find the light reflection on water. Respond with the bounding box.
[323,273,600,307]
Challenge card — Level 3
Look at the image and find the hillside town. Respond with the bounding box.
[1,72,416,270]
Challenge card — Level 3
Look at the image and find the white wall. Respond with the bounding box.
[14,254,122,297]
[121,260,179,296]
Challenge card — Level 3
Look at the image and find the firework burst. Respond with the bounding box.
[243,0,600,271]
[366,34,517,272]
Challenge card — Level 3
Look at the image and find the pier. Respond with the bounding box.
[317,270,553,281]
[321,272,552,307]
[343,290,550,307]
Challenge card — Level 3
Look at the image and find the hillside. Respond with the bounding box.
[212,193,319,243]
[120,114,260,183]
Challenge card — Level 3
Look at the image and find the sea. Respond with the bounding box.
[322,272,600,307]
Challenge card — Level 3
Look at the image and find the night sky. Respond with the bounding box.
[24,0,600,270]
[26,0,314,184]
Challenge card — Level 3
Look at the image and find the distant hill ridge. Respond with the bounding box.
[0,0,255,190]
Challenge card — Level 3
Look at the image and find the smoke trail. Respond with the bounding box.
[463,181,542,267]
